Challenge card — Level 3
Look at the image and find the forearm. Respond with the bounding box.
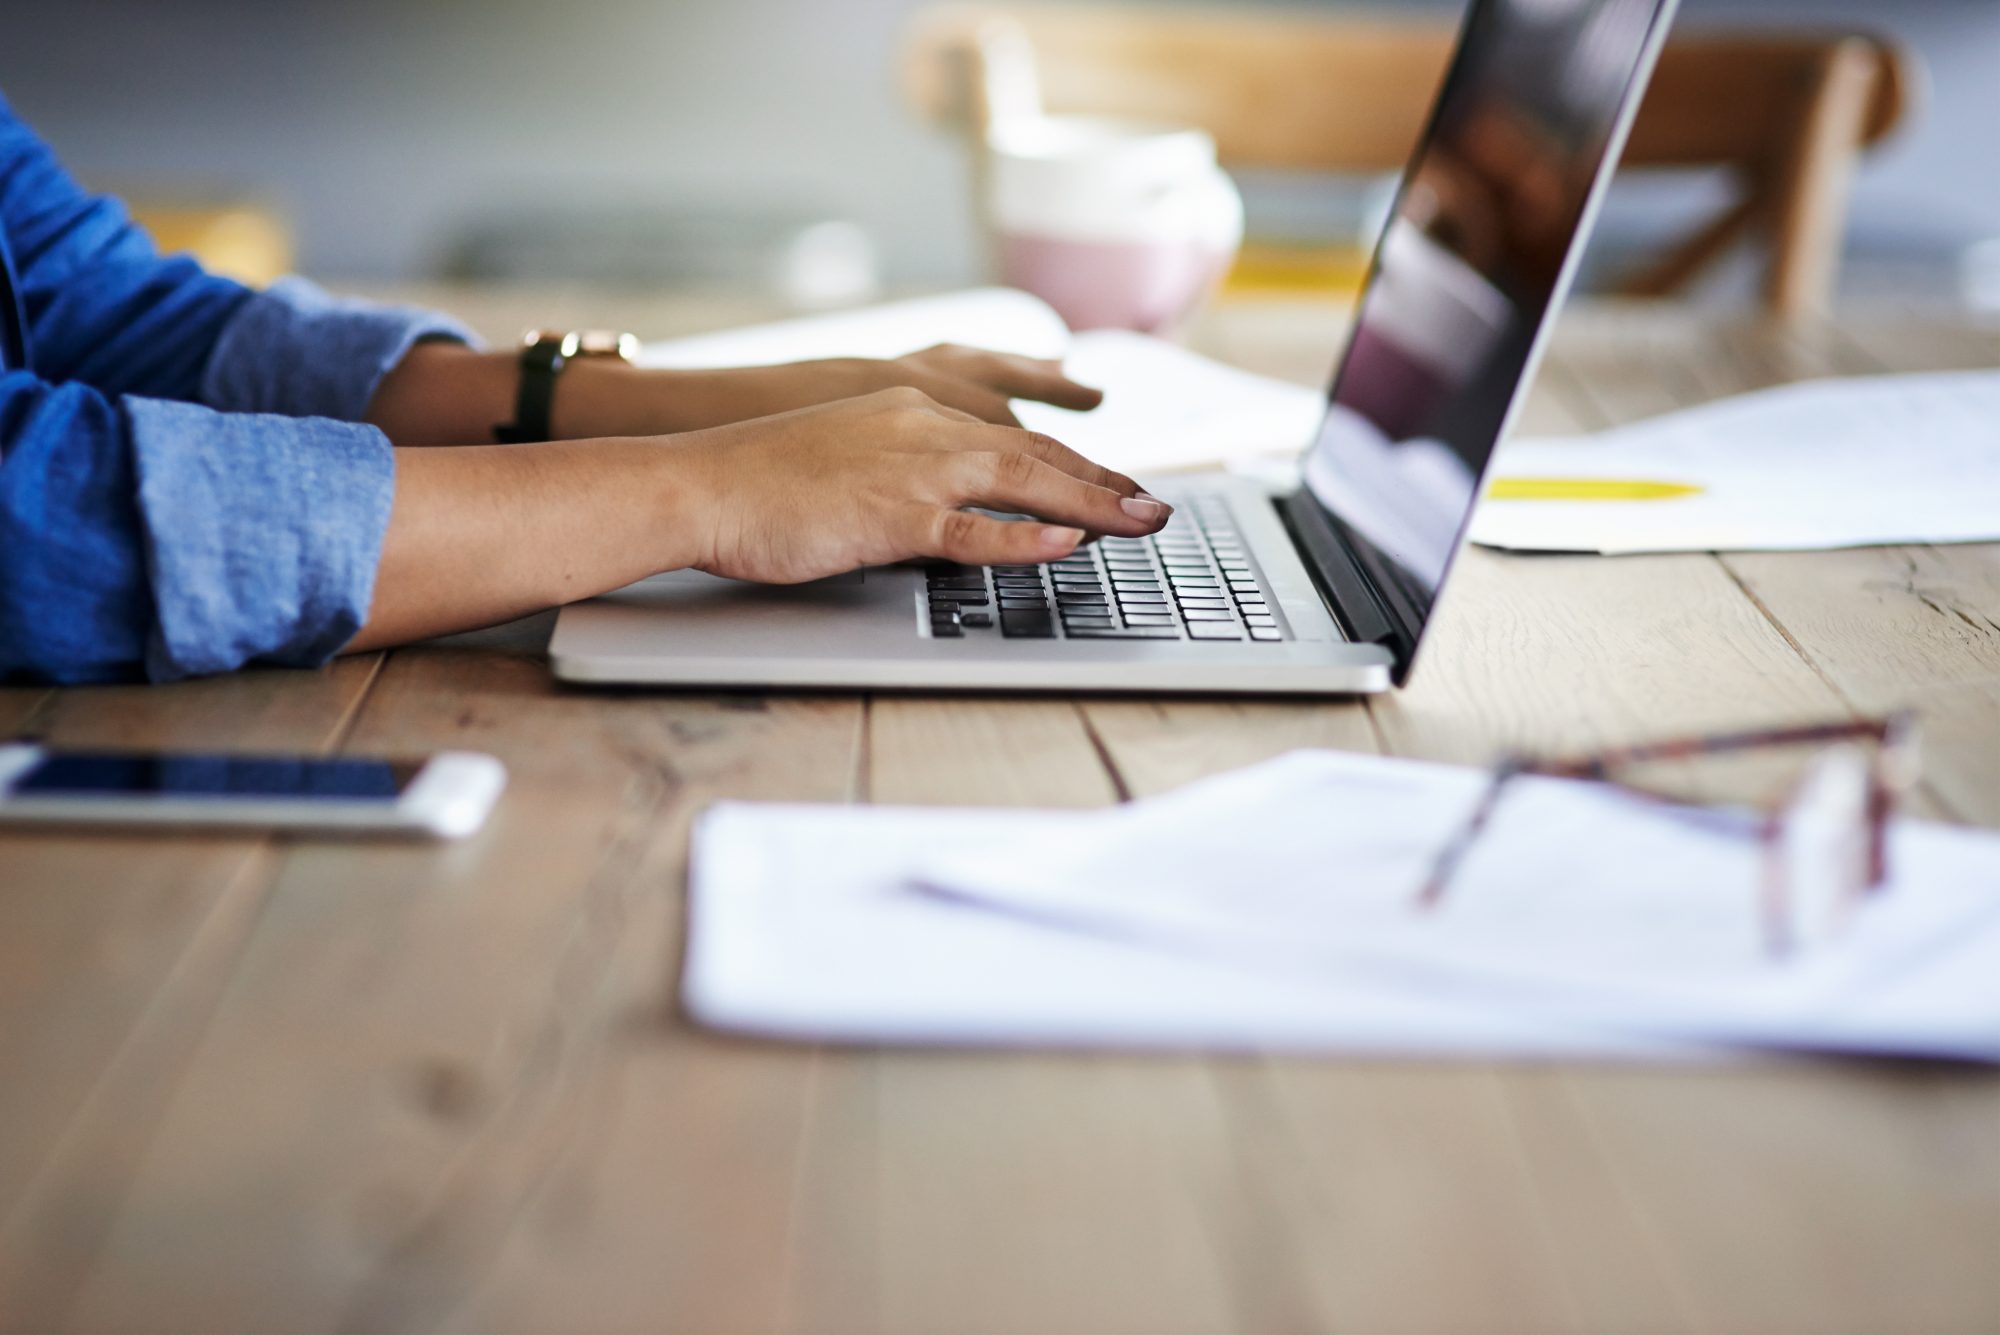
[347,436,707,650]
[363,333,1106,446]
[363,341,745,446]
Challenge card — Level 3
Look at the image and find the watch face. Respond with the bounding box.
[575,330,639,362]
[518,329,638,362]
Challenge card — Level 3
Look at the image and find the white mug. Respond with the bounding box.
[987,116,1244,334]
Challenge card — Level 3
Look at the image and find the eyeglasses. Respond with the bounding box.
[1417,714,1922,958]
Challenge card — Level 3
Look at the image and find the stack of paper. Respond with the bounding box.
[685,750,2000,1063]
[641,288,1325,475]
[1473,371,2000,554]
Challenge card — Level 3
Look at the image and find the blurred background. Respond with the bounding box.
[5,0,1998,316]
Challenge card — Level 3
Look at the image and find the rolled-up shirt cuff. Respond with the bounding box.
[198,275,481,422]
[123,396,395,680]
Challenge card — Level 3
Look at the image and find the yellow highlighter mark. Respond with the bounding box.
[1486,477,1704,502]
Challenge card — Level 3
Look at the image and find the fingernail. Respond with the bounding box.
[1120,496,1168,521]
[1040,525,1085,552]
[1135,489,1169,507]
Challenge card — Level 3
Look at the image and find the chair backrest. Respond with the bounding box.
[903,5,1913,316]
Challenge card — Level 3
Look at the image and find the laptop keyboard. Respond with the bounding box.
[923,496,1287,643]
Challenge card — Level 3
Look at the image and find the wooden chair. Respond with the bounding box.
[902,6,1914,317]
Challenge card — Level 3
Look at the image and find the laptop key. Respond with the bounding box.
[1183,608,1236,621]
[1249,627,1284,641]
[1066,626,1184,640]
[1124,613,1178,626]
[1188,621,1245,640]
[1061,615,1117,630]
[1000,611,1056,638]
[961,612,995,629]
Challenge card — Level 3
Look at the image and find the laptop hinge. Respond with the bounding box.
[1276,489,1423,682]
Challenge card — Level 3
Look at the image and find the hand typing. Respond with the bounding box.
[669,387,1168,584]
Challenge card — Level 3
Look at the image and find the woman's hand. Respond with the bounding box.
[672,387,1164,584]
[350,385,1160,653]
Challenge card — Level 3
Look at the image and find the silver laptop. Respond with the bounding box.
[554,0,1681,695]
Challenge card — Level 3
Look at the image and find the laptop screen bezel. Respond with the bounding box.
[1285,0,1685,684]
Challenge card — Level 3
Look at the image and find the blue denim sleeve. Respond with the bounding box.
[0,91,252,400]
[0,373,152,682]
[4,93,478,414]
[201,276,480,421]
[0,372,395,684]
[126,398,395,681]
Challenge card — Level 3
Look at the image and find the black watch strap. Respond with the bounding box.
[494,336,567,444]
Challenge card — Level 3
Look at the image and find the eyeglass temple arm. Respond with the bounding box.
[1416,760,1529,909]
[1416,713,1918,911]
[1538,716,1910,776]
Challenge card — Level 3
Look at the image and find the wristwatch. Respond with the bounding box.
[493,328,640,444]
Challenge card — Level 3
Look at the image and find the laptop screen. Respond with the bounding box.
[1297,0,1676,640]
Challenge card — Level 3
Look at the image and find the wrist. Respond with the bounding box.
[629,431,723,573]
[488,329,640,443]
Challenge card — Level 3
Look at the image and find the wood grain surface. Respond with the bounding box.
[2,299,1996,1335]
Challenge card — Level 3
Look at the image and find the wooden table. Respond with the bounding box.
[4,295,1999,1334]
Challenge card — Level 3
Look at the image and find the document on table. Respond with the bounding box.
[1471,371,2000,554]
[685,799,1710,1060]
[641,288,1325,475]
[684,750,2000,1062]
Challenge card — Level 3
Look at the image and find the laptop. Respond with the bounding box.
[553,0,1682,695]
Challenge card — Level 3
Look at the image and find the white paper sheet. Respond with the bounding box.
[640,289,1325,475]
[639,287,1071,368]
[1472,371,2000,554]
[1015,328,1326,474]
[684,749,2000,1064]
[684,799,1712,1060]
[910,751,2000,1062]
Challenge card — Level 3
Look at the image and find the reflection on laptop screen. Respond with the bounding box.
[1303,0,1672,610]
